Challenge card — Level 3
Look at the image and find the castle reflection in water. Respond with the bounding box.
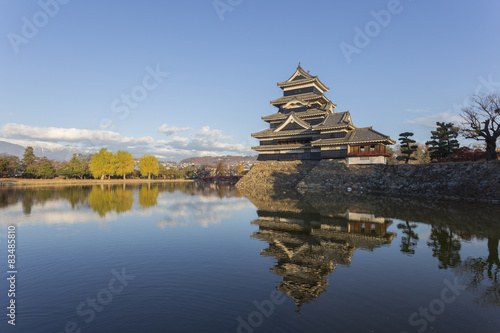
[244,188,396,307]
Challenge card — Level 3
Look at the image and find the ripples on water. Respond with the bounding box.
[0,182,498,332]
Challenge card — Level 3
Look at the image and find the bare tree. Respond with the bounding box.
[460,93,500,161]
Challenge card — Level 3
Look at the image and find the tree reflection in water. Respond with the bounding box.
[87,186,134,217]
[427,226,462,269]
[0,182,244,217]
[456,237,500,307]
[397,220,419,255]
[138,184,159,208]
[21,188,54,215]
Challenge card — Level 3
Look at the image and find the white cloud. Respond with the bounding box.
[157,123,192,136]
[195,126,232,140]
[0,123,153,146]
[0,123,252,161]
[407,112,463,128]
[154,194,254,229]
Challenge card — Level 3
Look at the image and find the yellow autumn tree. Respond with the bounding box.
[139,154,159,180]
[236,162,245,175]
[89,148,115,180]
[115,150,135,180]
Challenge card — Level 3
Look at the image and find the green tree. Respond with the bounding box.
[216,160,225,176]
[6,155,20,177]
[0,157,9,177]
[67,153,89,179]
[182,166,194,179]
[158,165,168,180]
[396,132,418,164]
[115,150,135,180]
[139,154,159,180]
[22,146,37,166]
[56,162,73,179]
[36,158,56,179]
[426,122,460,162]
[22,146,38,178]
[89,148,115,180]
[461,93,500,161]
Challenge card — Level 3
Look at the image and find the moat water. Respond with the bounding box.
[0,182,499,333]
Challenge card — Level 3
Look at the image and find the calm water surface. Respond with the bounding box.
[0,182,499,333]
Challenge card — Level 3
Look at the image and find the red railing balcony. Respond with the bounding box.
[347,151,392,157]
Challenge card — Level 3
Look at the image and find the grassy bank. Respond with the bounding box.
[0,178,195,188]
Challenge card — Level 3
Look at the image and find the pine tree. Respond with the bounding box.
[22,146,38,178]
[396,132,418,164]
[426,122,460,162]
[0,157,9,177]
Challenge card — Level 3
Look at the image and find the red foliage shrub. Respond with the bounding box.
[451,147,486,162]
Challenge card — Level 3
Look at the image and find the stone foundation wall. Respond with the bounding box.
[236,160,318,198]
[237,160,500,204]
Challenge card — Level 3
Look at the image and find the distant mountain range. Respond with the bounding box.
[0,140,84,161]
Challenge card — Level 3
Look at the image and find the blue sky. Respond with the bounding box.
[1,0,499,161]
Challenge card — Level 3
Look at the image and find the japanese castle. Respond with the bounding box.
[252,64,395,164]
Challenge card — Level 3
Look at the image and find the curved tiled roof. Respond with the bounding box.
[262,108,328,122]
[311,127,396,146]
[251,127,317,139]
[271,92,330,106]
[252,143,310,151]
[313,111,354,130]
[277,63,329,91]
[277,112,311,130]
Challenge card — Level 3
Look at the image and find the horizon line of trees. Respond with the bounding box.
[0,147,249,180]
[0,147,161,180]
